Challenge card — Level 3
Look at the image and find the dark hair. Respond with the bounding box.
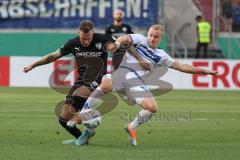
[195,15,202,21]
[79,20,94,33]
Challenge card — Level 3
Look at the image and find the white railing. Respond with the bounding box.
[170,31,188,58]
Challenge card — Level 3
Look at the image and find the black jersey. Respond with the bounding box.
[105,23,133,38]
[105,23,133,70]
[60,33,114,84]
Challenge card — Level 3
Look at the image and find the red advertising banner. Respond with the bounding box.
[0,56,10,86]
[8,57,240,90]
[192,61,240,88]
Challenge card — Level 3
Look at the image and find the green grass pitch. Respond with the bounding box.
[0,87,239,160]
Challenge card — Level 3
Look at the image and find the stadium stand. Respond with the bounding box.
[232,0,240,32]
[164,0,224,58]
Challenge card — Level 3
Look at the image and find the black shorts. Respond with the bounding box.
[64,81,99,111]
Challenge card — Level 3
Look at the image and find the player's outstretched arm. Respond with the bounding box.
[105,35,150,71]
[170,60,218,75]
[23,51,62,73]
[105,35,132,53]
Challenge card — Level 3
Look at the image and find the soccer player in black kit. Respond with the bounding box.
[105,9,133,37]
[105,9,134,70]
[23,20,115,144]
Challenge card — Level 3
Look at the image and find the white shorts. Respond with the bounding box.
[111,67,153,105]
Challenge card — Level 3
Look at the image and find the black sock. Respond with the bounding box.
[59,116,82,139]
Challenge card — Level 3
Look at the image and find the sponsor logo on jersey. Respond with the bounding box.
[134,43,161,65]
[76,52,102,57]
[74,47,81,51]
[135,43,155,59]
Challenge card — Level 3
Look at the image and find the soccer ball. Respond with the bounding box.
[81,109,102,129]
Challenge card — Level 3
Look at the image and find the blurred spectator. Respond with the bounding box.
[232,0,240,32]
[221,0,233,32]
[105,9,134,70]
[105,9,134,37]
[195,15,211,58]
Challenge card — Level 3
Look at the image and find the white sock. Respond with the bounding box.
[80,87,104,114]
[129,109,155,129]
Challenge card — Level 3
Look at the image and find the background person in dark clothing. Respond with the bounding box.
[105,9,134,70]
[232,1,240,32]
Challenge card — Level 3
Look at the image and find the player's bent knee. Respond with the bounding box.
[140,98,158,113]
[148,106,157,113]
[144,103,157,113]
[60,104,76,120]
[99,79,113,93]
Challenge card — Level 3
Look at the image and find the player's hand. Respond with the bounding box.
[67,115,82,127]
[23,65,34,73]
[139,58,151,71]
[206,70,218,76]
[105,42,118,53]
[66,120,77,127]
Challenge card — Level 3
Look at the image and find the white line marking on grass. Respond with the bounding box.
[197,110,240,113]
[0,113,54,118]
[0,112,238,121]
[0,113,120,119]
[193,118,237,121]
[0,110,51,112]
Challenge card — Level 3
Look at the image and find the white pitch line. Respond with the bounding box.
[0,110,51,112]
[0,113,237,121]
[0,113,54,118]
[193,118,237,121]
[5,109,239,113]
[0,113,121,119]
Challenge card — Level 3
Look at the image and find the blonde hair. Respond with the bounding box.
[150,24,164,32]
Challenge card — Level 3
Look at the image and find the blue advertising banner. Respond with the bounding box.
[0,0,159,28]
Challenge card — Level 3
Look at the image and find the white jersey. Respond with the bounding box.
[118,34,175,79]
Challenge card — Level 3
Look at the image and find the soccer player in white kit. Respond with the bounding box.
[68,24,218,146]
